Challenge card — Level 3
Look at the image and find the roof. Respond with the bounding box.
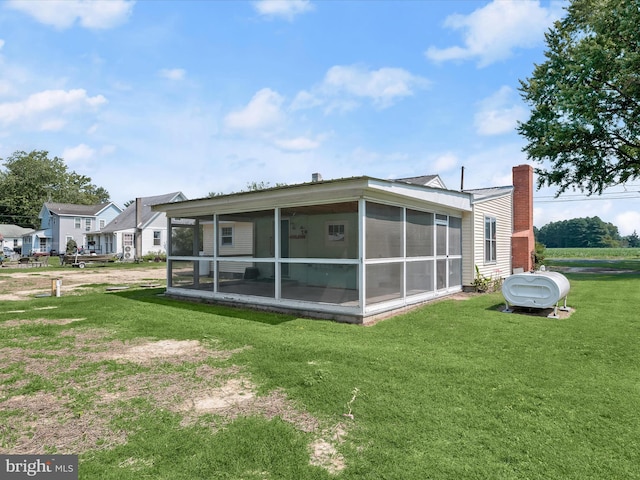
[0,224,34,237]
[44,202,114,216]
[153,176,473,218]
[102,192,185,233]
[393,175,447,189]
[465,186,513,203]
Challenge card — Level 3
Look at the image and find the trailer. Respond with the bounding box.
[62,253,118,268]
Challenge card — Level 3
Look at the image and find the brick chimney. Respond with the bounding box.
[511,164,535,272]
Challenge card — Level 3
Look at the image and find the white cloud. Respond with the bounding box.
[0,89,107,128]
[224,88,285,131]
[159,68,186,81]
[62,143,95,163]
[475,86,527,135]
[272,136,321,152]
[6,0,134,30]
[433,152,459,172]
[615,210,640,236]
[293,64,430,112]
[253,0,314,21]
[425,0,562,67]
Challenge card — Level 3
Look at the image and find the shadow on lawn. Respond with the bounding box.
[110,288,297,326]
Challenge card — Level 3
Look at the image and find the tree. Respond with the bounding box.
[625,230,640,247]
[536,216,622,247]
[518,0,640,195]
[207,180,288,198]
[0,150,110,228]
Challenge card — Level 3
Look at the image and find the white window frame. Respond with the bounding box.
[85,218,91,232]
[220,226,233,246]
[74,218,81,229]
[485,216,497,264]
[153,230,162,246]
[325,221,347,246]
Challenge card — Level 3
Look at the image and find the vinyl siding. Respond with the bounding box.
[464,195,512,286]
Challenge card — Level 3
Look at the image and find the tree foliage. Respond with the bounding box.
[0,150,110,228]
[536,216,622,248]
[207,180,288,198]
[518,0,640,195]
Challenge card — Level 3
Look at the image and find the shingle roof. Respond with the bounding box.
[0,224,34,237]
[466,186,513,202]
[44,202,113,216]
[102,192,184,233]
[394,175,439,186]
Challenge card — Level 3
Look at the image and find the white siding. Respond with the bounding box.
[464,195,512,286]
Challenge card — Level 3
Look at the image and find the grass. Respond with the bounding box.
[1,266,639,478]
[545,247,640,259]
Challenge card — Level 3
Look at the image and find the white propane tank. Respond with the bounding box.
[502,271,570,309]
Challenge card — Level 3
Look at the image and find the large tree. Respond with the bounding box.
[518,0,640,195]
[536,216,622,248]
[0,150,110,228]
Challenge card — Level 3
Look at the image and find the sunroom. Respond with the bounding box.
[153,176,472,323]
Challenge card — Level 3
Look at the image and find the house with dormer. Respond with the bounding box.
[22,202,123,255]
[97,192,187,259]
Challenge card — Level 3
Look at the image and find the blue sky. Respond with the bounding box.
[1,0,638,235]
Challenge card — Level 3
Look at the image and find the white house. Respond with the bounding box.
[152,166,535,323]
[99,192,187,259]
[0,224,33,254]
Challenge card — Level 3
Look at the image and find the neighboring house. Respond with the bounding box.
[98,192,187,259]
[152,165,535,324]
[0,224,33,254]
[23,202,123,255]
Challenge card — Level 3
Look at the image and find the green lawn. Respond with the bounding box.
[1,267,639,479]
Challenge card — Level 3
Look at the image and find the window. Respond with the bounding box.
[75,218,81,229]
[99,219,106,230]
[220,227,233,246]
[153,230,161,246]
[485,216,497,263]
[123,233,134,246]
[85,218,91,231]
[327,223,345,243]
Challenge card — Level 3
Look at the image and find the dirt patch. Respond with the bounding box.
[0,266,166,301]
[0,329,346,473]
[0,317,85,328]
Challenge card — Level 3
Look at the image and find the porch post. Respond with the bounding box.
[358,198,366,316]
[274,207,281,299]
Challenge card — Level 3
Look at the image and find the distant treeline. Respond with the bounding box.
[535,216,640,248]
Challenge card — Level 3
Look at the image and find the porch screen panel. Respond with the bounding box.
[218,210,274,258]
[169,218,203,256]
[436,223,447,257]
[169,260,195,288]
[171,222,195,256]
[281,202,358,259]
[449,258,462,287]
[406,209,434,257]
[281,263,359,305]
[217,261,275,298]
[366,202,402,259]
[366,262,403,304]
[448,217,462,255]
[436,259,447,290]
[406,260,434,296]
